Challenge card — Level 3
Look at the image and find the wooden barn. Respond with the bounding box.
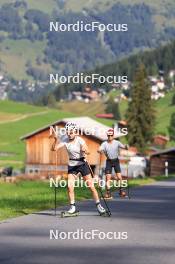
[21,117,124,178]
[150,148,175,176]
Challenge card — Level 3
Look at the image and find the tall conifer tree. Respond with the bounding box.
[126,64,155,153]
[168,113,175,141]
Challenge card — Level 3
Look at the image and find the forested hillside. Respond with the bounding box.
[54,40,175,99]
[0,0,175,81]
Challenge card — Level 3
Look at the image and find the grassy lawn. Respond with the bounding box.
[0,109,74,163]
[128,175,175,187]
[59,100,117,128]
[59,100,106,117]
[0,175,174,221]
[0,100,46,114]
[154,90,175,134]
[0,101,75,167]
[0,180,91,221]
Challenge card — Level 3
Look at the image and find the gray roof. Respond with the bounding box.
[151,147,175,157]
[20,116,125,142]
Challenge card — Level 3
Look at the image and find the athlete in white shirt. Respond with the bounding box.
[98,128,128,199]
[51,122,106,216]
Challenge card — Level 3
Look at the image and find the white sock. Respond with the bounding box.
[68,203,76,214]
[96,200,100,205]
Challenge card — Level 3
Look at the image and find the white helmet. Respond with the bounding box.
[65,122,78,131]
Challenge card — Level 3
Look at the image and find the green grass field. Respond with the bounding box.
[0,100,46,114]
[58,100,115,126]
[0,175,174,221]
[0,180,91,221]
[154,91,175,134]
[0,100,114,168]
[59,100,106,117]
[0,89,175,169]
[0,101,75,167]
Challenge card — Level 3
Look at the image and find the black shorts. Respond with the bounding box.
[68,162,91,177]
[105,158,121,174]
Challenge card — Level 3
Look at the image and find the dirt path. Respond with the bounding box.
[0,110,49,124]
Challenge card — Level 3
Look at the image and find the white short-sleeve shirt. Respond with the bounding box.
[99,140,125,159]
[61,136,86,166]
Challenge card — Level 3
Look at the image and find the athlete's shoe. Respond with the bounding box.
[68,204,76,214]
[96,203,106,215]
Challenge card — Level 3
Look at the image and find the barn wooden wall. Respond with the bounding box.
[150,153,175,176]
[26,129,68,165]
[26,129,106,167]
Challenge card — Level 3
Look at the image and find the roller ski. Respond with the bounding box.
[96,202,111,217]
[61,204,79,218]
[61,211,79,218]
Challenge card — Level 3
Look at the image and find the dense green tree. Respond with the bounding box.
[0,5,23,35]
[56,39,175,95]
[47,93,57,108]
[126,64,155,153]
[168,113,175,141]
[36,93,56,107]
[24,9,50,32]
[171,93,175,105]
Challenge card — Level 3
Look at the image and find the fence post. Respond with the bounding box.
[165,161,168,177]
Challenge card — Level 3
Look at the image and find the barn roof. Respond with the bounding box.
[153,134,170,141]
[151,147,175,157]
[20,116,125,141]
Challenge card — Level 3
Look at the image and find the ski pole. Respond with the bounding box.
[54,185,57,216]
[126,149,130,199]
[99,152,102,178]
[49,134,58,215]
[54,150,57,216]
[85,159,111,217]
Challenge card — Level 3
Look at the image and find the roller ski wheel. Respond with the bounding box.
[99,211,111,217]
[61,211,79,218]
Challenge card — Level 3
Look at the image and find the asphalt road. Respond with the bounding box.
[0,179,175,264]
